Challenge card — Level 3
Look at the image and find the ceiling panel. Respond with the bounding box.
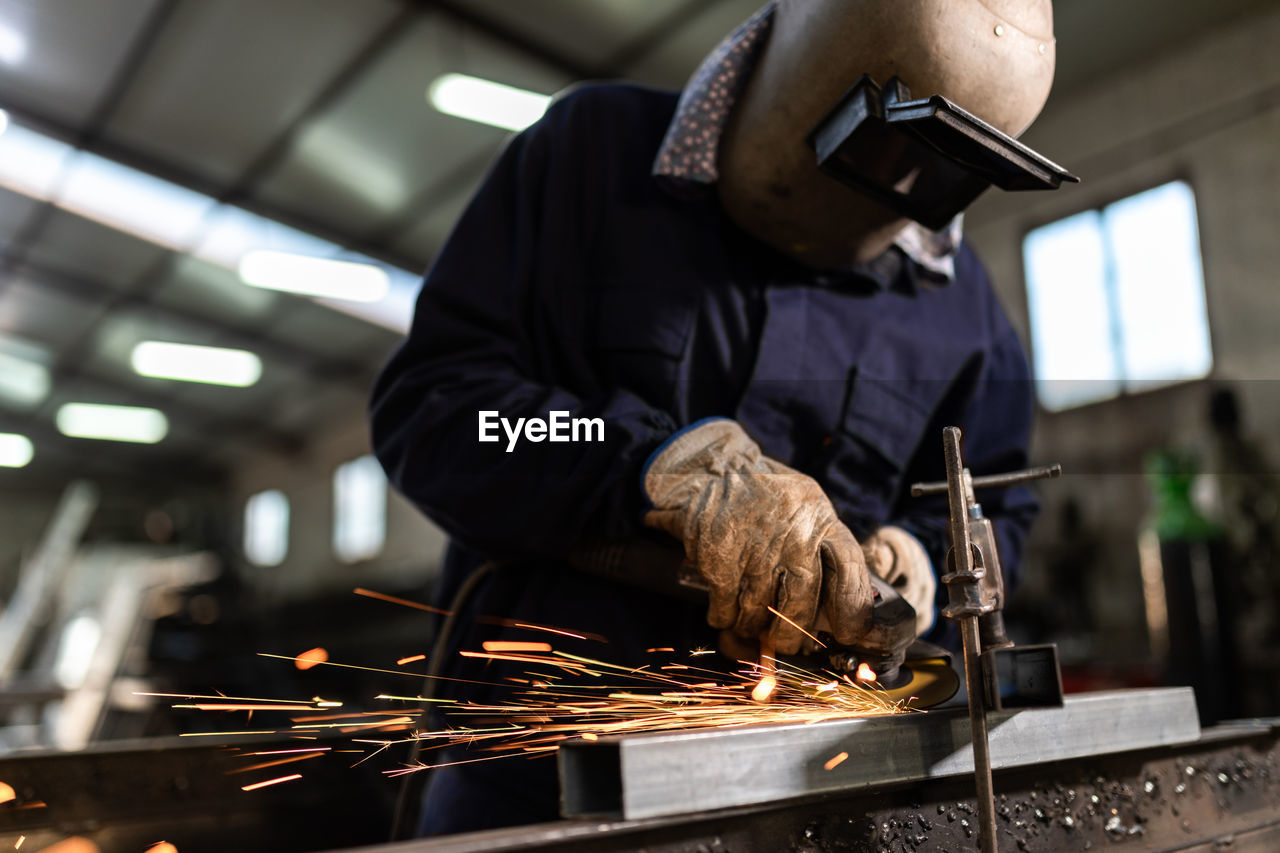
[93,304,219,371]
[251,10,571,242]
[1052,0,1277,93]
[152,255,281,330]
[0,0,161,126]
[389,180,475,269]
[23,208,168,290]
[462,0,693,69]
[84,305,325,426]
[266,381,369,435]
[103,0,404,186]
[0,275,103,350]
[84,300,376,428]
[623,0,761,91]
[0,185,39,242]
[162,355,315,422]
[261,298,400,365]
[0,424,201,484]
[33,368,272,461]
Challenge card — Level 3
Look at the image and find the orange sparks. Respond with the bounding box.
[240,773,303,792]
[291,710,414,723]
[230,752,325,774]
[145,844,177,853]
[824,751,849,771]
[135,691,310,705]
[246,747,332,756]
[482,641,553,653]
[353,587,448,615]
[295,648,328,671]
[508,620,605,642]
[765,606,827,648]
[855,663,876,683]
[177,704,315,712]
[751,675,777,703]
[0,782,13,804]
[172,631,907,784]
[458,651,587,669]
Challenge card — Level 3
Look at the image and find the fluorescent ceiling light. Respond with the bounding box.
[0,121,418,332]
[56,403,169,444]
[55,152,215,251]
[0,433,33,468]
[428,73,551,132]
[0,122,72,198]
[131,341,263,387]
[193,204,331,270]
[0,22,25,66]
[0,346,50,408]
[0,108,8,138]
[239,250,390,302]
[314,266,417,329]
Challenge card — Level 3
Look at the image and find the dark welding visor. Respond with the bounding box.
[807,75,1079,230]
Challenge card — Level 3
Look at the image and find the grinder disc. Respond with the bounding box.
[877,656,960,708]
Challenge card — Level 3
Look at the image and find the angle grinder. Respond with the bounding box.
[569,534,960,708]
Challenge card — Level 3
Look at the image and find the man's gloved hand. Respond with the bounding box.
[642,419,873,654]
[861,526,936,638]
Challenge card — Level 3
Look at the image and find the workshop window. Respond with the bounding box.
[244,489,290,566]
[1022,180,1212,411]
[333,455,387,563]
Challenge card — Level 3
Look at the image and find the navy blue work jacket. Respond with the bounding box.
[370,81,1037,675]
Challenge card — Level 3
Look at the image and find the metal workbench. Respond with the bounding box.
[337,690,1280,853]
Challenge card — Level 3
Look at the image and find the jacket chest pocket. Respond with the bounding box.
[827,367,942,523]
[586,287,696,401]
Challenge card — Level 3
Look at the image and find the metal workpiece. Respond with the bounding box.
[557,687,1200,820]
[354,711,1278,853]
[0,734,394,852]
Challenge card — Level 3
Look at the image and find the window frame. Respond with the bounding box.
[332,454,388,564]
[244,488,290,567]
[1019,174,1216,413]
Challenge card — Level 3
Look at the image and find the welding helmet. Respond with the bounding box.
[717,0,1076,265]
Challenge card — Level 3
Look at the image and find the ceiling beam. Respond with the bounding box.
[0,96,422,274]
[0,416,230,486]
[15,357,310,456]
[410,0,596,79]
[374,0,715,249]
[10,258,386,393]
[412,0,714,81]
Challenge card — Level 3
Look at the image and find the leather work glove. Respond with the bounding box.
[861,526,936,638]
[642,419,873,655]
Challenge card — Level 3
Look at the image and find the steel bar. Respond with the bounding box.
[351,716,1276,853]
[941,426,998,853]
[0,734,391,851]
[960,616,997,852]
[558,687,1200,820]
[909,463,1062,496]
